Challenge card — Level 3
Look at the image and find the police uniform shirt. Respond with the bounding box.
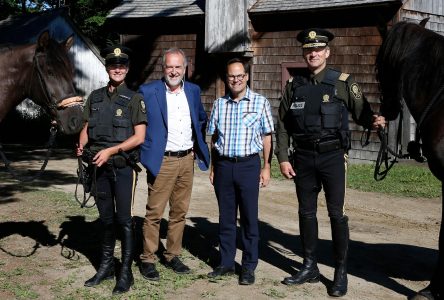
[84,83,146,124]
[275,68,374,163]
[83,83,146,150]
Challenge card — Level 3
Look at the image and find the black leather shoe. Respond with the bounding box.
[140,262,160,281]
[239,268,255,285]
[207,265,235,278]
[282,266,320,285]
[166,257,190,274]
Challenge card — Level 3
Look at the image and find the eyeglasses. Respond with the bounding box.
[227,73,247,82]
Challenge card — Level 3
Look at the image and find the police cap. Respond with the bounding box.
[101,45,132,66]
[297,28,334,49]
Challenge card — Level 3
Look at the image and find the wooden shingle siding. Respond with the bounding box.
[402,10,444,35]
[403,0,444,16]
[205,0,249,53]
[250,0,401,12]
[108,0,204,18]
[110,0,444,163]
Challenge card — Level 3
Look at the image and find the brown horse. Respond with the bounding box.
[0,31,83,135]
[376,21,444,299]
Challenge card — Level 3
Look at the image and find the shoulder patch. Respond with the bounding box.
[350,83,362,99]
[338,73,350,81]
[140,100,146,114]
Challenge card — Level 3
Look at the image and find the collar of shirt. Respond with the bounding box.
[311,68,327,85]
[107,82,128,97]
[225,86,252,103]
[164,80,185,94]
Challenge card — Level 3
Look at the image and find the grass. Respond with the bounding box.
[347,163,441,198]
[271,160,441,198]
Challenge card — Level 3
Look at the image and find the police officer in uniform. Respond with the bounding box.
[275,29,385,297]
[76,45,146,295]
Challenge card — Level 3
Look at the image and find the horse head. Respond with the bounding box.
[375,23,404,121]
[28,31,84,135]
[376,19,441,122]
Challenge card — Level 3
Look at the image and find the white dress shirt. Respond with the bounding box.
[165,83,194,151]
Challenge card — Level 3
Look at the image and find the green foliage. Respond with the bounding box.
[0,0,122,49]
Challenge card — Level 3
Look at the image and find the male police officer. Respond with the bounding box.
[275,29,385,297]
[76,45,146,295]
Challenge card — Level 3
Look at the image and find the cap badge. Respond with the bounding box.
[113,48,122,57]
[309,31,317,39]
[322,94,330,102]
[116,108,123,116]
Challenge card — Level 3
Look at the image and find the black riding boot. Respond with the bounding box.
[85,224,115,287]
[328,216,349,297]
[113,221,134,295]
[283,216,320,285]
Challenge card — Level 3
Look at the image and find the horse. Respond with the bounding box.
[0,30,83,135]
[375,21,444,299]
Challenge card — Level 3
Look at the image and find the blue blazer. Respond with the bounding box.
[138,79,210,177]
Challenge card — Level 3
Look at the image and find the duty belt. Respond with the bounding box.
[164,148,192,157]
[296,139,342,153]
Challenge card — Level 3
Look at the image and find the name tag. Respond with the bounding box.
[290,102,305,109]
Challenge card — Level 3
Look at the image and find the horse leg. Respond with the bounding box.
[410,183,443,300]
[430,183,443,297]
[414,184,443,300]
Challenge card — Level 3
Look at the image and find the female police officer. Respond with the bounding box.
[275,29,385,297]
[76,45,146,295]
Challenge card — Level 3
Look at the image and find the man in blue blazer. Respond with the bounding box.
[138,48,210,281]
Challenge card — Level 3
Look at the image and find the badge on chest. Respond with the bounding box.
[290,102,305,110]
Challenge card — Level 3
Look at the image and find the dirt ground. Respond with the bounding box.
[0,149,441,299]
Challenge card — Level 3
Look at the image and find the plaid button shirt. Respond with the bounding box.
[208,87,274,157]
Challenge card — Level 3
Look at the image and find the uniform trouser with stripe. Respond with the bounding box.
[95,165,136,226]
[293,148,346,219]
[213,155,261,271]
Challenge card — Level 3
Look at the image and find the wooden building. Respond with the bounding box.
[106,0,443,163]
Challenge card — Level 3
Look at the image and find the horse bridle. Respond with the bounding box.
[374,83,444,181]
[31,52,83,119]
[0,51,82,182]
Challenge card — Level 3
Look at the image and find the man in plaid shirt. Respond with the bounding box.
[207,58,274,285]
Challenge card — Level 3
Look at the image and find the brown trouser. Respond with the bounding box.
[140,153,194,263]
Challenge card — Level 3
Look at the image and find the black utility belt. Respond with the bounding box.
[217,153,258,162]
[110,155,128,168]
[164,148,192,158]
[296,139,342,153]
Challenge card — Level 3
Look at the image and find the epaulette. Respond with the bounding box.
[338,73,350,81]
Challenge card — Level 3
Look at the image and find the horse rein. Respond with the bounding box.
[373,83,443,181]
[0,123,57,182]
[374,108,406,181]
